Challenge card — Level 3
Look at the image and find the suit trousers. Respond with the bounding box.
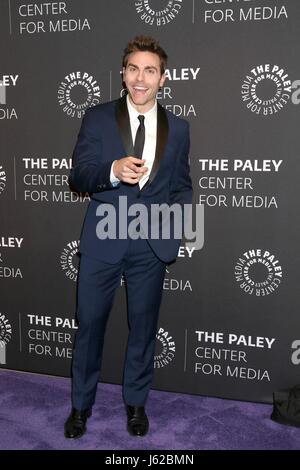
[71,236,166,410]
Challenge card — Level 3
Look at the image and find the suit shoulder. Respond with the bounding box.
[164,106,189,131]
[84,99,118,119]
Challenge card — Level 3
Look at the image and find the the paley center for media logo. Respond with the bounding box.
[0,312,12,365]
[60,240,80,282]
[57,72,101,118]
[241,64,291,116]
[135,0,183,26]
[154,327,176,368]
[234,249,283,296]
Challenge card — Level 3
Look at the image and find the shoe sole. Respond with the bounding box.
[64,426,87,439]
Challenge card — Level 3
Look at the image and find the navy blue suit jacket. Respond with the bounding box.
[69,96,193,263]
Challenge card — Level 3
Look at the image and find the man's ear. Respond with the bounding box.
[159,73,166,88]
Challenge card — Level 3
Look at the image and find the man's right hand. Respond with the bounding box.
[112,157,148,184]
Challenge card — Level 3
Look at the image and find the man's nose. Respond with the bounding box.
[136,70,144,81]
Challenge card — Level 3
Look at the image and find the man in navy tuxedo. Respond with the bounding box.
[65,36,193,439]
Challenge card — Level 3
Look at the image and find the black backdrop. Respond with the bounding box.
[1,0,300,403]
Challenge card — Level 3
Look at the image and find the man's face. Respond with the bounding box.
[123,51,166,113]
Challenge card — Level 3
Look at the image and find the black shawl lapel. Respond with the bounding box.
[141,101,169,192]
[115,94,134,156]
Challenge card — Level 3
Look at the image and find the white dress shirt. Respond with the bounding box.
[110,95,157,189]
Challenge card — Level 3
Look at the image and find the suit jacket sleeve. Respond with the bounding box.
[69,108,118,193]
[169,121,193,207]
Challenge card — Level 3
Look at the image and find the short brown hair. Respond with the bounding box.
[123,36,168,75]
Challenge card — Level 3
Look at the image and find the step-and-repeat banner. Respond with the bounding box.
[1,0,300,403]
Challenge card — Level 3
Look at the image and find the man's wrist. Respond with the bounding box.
[110,160,120,185]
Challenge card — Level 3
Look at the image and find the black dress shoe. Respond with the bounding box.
[64,408,92,439]
[126,405,149,437]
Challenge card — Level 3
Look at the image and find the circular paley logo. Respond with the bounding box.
[57,72,101,118]
[0,313,12,347]
[234,249,283,296]
[241,64,291,116]
[135,0,183,26]
[154,327,176,368]
[60,240,80,282]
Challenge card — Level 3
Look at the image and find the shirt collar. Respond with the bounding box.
[126,94,157,123]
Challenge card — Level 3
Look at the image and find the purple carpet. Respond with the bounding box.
[0,369,299,450]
